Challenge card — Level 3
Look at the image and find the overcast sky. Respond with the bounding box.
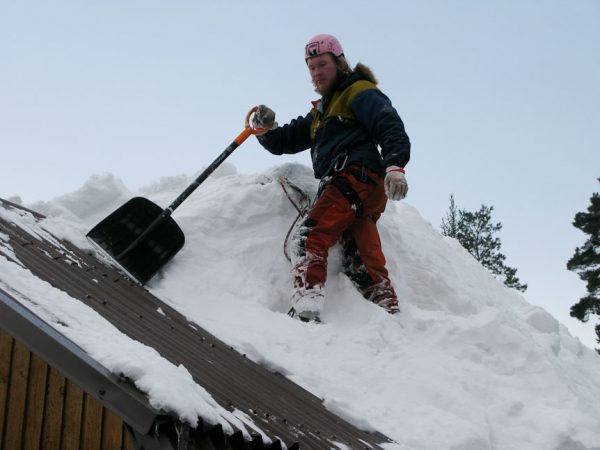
[1,0,599,348]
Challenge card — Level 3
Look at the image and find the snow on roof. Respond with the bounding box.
[0,196,395,449]
[3,162,600,450]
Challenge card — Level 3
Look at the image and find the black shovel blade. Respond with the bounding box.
[86,197,185,284]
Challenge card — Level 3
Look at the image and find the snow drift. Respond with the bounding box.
[7,162,600,449]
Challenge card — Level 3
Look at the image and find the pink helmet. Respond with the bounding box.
[305,34,344,60]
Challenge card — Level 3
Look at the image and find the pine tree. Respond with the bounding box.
[441,195,527,292]
[567,178,600,352]
[441,194,460,238]
[456,205,504,275]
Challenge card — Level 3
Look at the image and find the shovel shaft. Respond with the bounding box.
[109,107,270,266]
[166,127,253,214]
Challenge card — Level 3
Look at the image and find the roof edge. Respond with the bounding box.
[0,286,161,434]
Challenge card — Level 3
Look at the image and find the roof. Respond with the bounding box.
[0,198,394,449]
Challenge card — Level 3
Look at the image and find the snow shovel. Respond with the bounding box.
[86,106,271,285]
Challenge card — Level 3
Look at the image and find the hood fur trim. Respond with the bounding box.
[354,62,378,84]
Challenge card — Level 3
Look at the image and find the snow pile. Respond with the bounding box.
[4,162,600,449]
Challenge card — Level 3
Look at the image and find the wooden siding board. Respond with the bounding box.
[3,339,30,450]
[121,424,135,450]
[22,352,48,450]
[61,379,84,450]
[0,330,13,449]
[42,366,66,450]
[101,408,123,450]
[80,392,103,450]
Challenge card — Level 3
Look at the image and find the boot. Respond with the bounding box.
[364,280,400,315]
[288,285,324,323]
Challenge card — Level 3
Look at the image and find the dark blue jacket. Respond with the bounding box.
[257,65,411,179]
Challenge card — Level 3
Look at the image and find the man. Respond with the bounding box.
[253,34,411,323]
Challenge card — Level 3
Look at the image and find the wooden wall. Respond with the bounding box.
[0,329,135,450]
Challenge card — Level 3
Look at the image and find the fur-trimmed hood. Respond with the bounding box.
[353,62,378,84]
[334,62,379,94]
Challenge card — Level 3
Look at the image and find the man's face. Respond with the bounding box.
[307,53,338,96]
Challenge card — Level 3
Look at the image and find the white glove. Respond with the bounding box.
[252,105,277,134]
[384,166,408,200]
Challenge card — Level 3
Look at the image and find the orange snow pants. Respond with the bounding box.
[292,166,397,303]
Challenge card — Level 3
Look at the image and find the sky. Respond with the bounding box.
[1,1,599,348]
[3,165,600,449]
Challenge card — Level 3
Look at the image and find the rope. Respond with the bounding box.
[277,176,311,262]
